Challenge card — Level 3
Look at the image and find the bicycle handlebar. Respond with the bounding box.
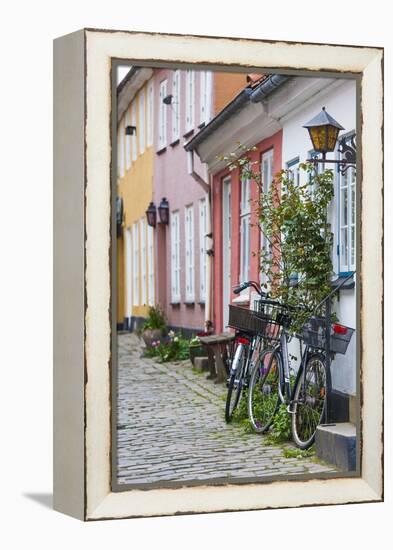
[233,281,268,298]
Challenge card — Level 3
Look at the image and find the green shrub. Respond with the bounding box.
[142,305,167,331]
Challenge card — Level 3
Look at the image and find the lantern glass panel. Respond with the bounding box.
[327,126,340,151]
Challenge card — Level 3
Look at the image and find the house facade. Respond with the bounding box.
[117,68,156,330]
[186,74,357,413]
[153,68,246,333]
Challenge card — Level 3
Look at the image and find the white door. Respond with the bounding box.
[124,227,133,322]
[222,177,231,329]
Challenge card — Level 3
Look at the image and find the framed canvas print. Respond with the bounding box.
[53,28,384,521]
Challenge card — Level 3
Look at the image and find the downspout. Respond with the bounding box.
[187,150,213,331]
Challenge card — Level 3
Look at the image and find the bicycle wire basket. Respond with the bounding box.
[227,305,267,336]
[300,316,354,355]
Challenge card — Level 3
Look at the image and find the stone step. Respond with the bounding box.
[193,357,210,372]
[315,422,356,472]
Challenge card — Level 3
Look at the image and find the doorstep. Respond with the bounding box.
[315,422,356,472]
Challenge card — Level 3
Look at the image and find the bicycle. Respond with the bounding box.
[247,273,355,449]
[224,281,269,423]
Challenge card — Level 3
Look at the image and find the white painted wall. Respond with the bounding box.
[282,78,357,395]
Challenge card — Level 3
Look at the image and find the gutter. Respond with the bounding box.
[249,74,289,103]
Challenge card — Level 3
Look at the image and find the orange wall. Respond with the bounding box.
[214,72,248,115]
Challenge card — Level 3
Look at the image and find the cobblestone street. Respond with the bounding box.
[116,333,336,486]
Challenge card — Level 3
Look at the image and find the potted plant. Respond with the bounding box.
[189,332,209,366]
[141,305,167,348]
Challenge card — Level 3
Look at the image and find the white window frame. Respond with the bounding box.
[185,205,195,302]
[199,70,212,126]
[199,198,207,302]
[261,149,274,284]
[117,126,121,177]
[158,80,167,149]
[286,156,300,187]
[125,107,131,170]
[185,70,195,132]
[338,134,356,274]
[147,224,155,306]
[147,80,154,147]
[131,100,137,161]
[239,174,251,285]
[132,222,139,306]
[118,118,125,178]
[140,218,147,305]
[172,70,181,142]
[170,211,181,303]
[138,89,145,155]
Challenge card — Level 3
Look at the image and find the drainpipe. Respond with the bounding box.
[187,150,213,331]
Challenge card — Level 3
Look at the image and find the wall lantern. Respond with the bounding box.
[125,125,137,135]
[158,197,170,225]
[163,94,173,105]
[145,201,157,228]
[303,107,356,174]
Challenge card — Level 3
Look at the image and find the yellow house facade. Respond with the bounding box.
[117,68,155,330]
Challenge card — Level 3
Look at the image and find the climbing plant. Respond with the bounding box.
[219,143,335,330]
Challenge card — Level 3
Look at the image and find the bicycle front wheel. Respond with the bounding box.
[248,348,281,433]
[291,353,327,449]
[225,343,246,423]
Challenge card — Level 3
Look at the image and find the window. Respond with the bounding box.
[138,89,145,154]
[117,126,121,177]
[147,80,154,147]
[239,174,251,285]
[125,107,131,170]
[147,224,155,306]
[158,80,167,149]
[338,135,356,273]
[307,150,322,198]
[199,198,208,302]
[132,222,139,306]
[170,211,180,302]
[140,218,147,305]
[172,70,181,142]
[185,205,195,302]
[185,70,195,132]
[131,100,137,161]
[286,156,300,187]
[199,71,212,126]
[118,118,125,178]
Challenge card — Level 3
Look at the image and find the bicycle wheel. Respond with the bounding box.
[291,353,327,449]
[225,343,247,423]
[248,348,281,433]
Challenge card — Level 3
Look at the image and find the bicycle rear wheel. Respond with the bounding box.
[291,353,327,449]
[247,348,281,433]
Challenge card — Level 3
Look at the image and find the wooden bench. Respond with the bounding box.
[198,332,235,383]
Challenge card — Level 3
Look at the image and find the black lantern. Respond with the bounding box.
[303,107,344,156]
[304,107,356,174]
[158,197,170,225]
[145,202,157,228]
[125,125,137,135]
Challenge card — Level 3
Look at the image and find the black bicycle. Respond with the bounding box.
[247,273,355,448]
[225,281,270,423]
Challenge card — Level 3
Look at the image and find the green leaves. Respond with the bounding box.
[221,145,335,332]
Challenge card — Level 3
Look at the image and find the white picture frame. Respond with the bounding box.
[53,28,383,521]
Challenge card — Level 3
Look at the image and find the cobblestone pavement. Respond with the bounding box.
[116,333,337,486]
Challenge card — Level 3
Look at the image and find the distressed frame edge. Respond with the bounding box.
[53,29,86,521]
[76,29,383,521]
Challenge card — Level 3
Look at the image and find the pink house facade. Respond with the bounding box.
[153,68,246,333]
